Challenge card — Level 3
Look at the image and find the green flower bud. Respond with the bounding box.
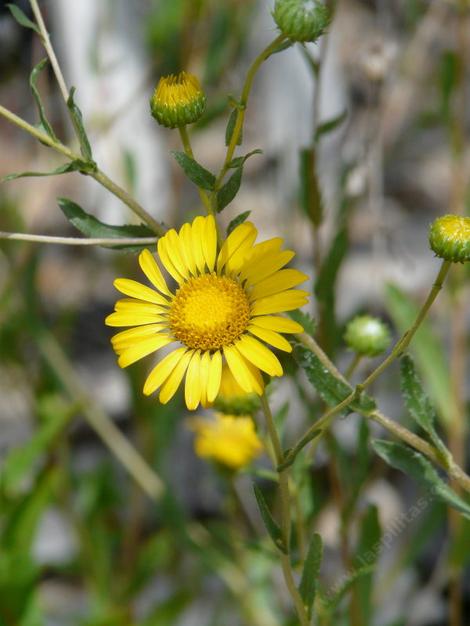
[428,214,470,264]
[344,315,391,357]
[150,71,206,129]
[273,0,331,43]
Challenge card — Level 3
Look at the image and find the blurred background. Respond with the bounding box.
[0,1,469,625]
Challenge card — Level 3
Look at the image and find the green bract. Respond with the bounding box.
[344,315,391,357]
[150,71,206,129]
[273,0,331,43]
[428,214,470,264]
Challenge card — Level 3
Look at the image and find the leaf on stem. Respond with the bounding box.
[1,160,87,183]
[372,440,470,519]
[228,149,263,169]
[299,147,323,227]
[253,483,287,553]
[314,110,347,142]
[66,87,94,162]
[7,3,40,35]
[217,166,243,212]
[299,532,323,618]
[225,107,243,146]
[29,58,58,141]
[320,565,374,612]
[171,151,216,191]
[289,310,316,337]
[58,197,156,251]
[352,505,381,625]
[227,210,251,235]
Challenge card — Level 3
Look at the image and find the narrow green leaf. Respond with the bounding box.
[299,533,323,618]
[172,151,216,191]
[1,160,84,183]
[288,310,316,337]
[227,210,251,235]
[228,149,263,169]
[29,58,57,141]
[292,343,376,414]
[299,147,323,227]
[322,565,374,611]
[385,283,452,425]
[372,440,470,519]
[253,484,287,553]
[400,355,450,459]
[314,110,347,142]
[353,505,381,624]
[7,4,40,34]
[217,166,243,212]
[58,197,156,250]
[225,108,242,146]
[66,87,94,161]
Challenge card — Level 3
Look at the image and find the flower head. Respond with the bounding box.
[273,0,331,43]
[106,216,308,410]
[213,365,260,415]
[344,315,391,357]
[189,413,263,470]
[429,214,470,264]
[150,71,206,128]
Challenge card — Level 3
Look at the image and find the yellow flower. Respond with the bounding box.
[150,71,206,128]
[106,215,308,410]
[189,413,263,470]
[213,364,260,415]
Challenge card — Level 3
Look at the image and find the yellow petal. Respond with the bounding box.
[203,215,217,272]
[179,222,197,275]
[114,278,170,307]
[185,350,202,410]
[165,229,190,279]
[105,311,166,327]
[111,324,167,352]
[117,335,173,368]
[138,249,171,296]
[199,350,211,407]
[217,222,257,274]
[114,298,167,315]
[251,290,309,316]
[239,238,282,275]
[250,269,309,300]
[248,324,292,352]
[159,350,194,404]
[143,347,188,396]
[191,216,206,273]
[223,345,263,394]
[207,350,222,402]
[241,250,295,285]
[250,315,304,334]
[234,335,283,377]
[158,233,185,283]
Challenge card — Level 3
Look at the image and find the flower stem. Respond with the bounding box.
[0,231,158,246]
[260,393,310,626]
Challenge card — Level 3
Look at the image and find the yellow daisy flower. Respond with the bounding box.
[189,413,263,470]
[106,215,308,410]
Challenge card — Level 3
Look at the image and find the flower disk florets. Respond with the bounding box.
[273,0,331,43]
[428,214,470,264]
[344,315,391,357]
[150,71,206,128]
[169,274,251,351]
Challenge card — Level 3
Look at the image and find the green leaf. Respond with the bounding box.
[288,310,316,337]
[2,395,72,493]
[268,40,294,56]
[58,197,156,250]
[353,505,381,624]
[227,210,251,234]
[400,355,450,459]
[293,343,376,414]
[314,110,347,142]
[253,484,287,553]
[217,166,243,212]
[29,58,57,141]
[299,147,323,227]
[225,107,242,146]
[172,151,216,191]
[66,87,94,162]
[385,283,452,425]
[321,565,374,612]
[7,4,40,34]
[1,160,86,183]
[228,149,263,169]
[372,440,470,519]
[299,533,323,618]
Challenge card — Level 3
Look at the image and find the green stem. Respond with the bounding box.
[260,393,310,626]
[344,353,362,379]
[214,34,286,192]
[178,125,214,215]
[0,104,165,236]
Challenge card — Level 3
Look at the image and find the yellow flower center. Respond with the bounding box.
[169,274,250,351]
[438,215,470,243]
[155,71,202,109]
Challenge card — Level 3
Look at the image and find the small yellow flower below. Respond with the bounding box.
[189,414,263,470]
